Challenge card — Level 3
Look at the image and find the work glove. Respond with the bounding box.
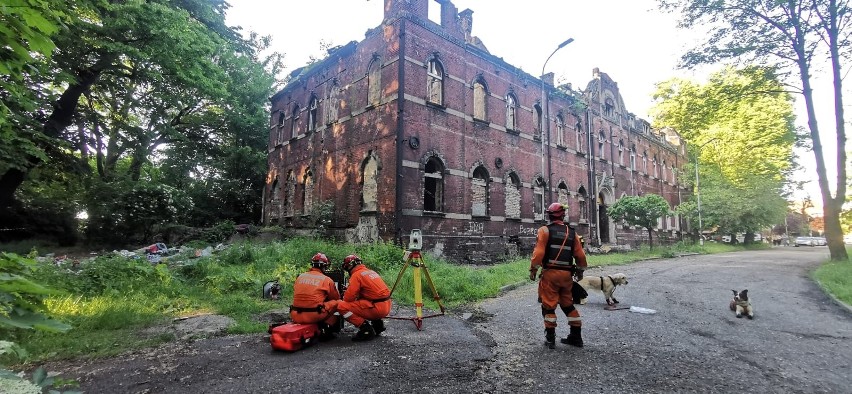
[529,269,537,281]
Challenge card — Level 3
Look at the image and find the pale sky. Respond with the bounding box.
[226,0,844,212]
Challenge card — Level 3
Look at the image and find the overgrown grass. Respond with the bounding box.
[0,238,776,364]
[813,246,852,306]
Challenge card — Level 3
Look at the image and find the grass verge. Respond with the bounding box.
[813,246,852,307]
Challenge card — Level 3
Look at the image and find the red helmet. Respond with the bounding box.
[311,252,330,269]
[342,254,362,272]
[547,202,566,218]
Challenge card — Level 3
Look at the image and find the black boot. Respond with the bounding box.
[545,328,556,349]
[370,319,386,336]
[352,321,376,342]
[560,326,583,347]
[317,322,336,341]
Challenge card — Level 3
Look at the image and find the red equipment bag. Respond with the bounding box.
[270,323,320,352]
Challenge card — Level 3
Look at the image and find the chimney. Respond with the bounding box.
[459,9,473,43]
[384,0,428,22]
[542,72,555,87]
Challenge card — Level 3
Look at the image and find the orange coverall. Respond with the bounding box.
[336,264,392,327]
[289,267,340,326]
[530,220,587,329]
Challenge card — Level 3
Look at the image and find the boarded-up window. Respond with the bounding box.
[471,166,489,216]
[285,171,296,217]
[290,105,300,139]
[505,172,521,219]
[307,96,318,133]
[427,59,444,105]
[424,157,444,212]
[326,82,340,124]
[473,79,487,121]
[361,154,379,212]
[534,177,546,221]
[269,179,281,221]
[303,170,314,215]
[557,182,569,206]
[556,114,565,146]
[368,58,381,105]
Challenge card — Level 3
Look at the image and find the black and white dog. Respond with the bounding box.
[729,289,754,319]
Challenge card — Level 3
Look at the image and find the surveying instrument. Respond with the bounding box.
[388,229,445,330]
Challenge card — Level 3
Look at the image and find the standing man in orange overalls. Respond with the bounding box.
[290,253,341,339]
[336,254,392,341]
[529,202,588,349]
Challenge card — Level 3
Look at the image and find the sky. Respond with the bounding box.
[226,0,845,213]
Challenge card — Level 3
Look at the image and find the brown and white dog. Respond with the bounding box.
[729,289,754,319]
[577,273,629,305]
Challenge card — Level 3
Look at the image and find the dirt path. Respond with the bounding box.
[46,247,851,393]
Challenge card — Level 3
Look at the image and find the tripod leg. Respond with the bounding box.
[421,264,446,314]
[389,257,412,296]
[414,264,423,320]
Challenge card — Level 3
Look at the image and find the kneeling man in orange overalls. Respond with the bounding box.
[336,254,392,341]
[289,253,341,339]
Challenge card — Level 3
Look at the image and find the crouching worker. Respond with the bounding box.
[289,253,341,340]
[336,254,392,341]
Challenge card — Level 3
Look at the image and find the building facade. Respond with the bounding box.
[264,0,688,263]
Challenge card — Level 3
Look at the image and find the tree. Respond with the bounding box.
[607,194,671,249]
[658,0,850,260]
[653,67,795,242]
[1,0,281,243]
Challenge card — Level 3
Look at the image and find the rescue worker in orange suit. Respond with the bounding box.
[289,253,341,339]
[529,202,588,349]
[336,254,392,341]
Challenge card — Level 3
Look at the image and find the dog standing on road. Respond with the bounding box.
[729,289,754,319]
[577,273,628,305]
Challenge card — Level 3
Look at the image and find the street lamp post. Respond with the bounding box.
[541,38,574,205]
[694,138,718,246]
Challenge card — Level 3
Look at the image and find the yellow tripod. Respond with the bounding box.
[388,249,445,330]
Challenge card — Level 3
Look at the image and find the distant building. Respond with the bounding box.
[264,0,688,263]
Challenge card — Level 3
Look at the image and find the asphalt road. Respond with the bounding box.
[49,247,851,393]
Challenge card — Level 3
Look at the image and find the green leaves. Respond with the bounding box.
[608,194,671,249]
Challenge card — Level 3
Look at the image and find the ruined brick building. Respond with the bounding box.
[264,0,688,263]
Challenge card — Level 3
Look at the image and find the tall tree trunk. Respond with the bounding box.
[0,65,107,207]
[824,0,848,261]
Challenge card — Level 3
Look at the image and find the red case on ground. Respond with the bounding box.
[270,323,320,352]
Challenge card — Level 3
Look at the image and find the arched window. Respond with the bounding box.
[472,166,489,216]
[427,58,444,106]
[598,131,606,159]
[424,157,444,212]
[303,170,314,214]
[642,151,648,173]
[326,81,340,124]
[630,144,637,170]
[653,155,659,178]
[604,97,615,117]
[277,112,286,144]
[575,120,582,152]
[557,182,569,206]
[534,176,546,221]
[618,139,625,166]
[505,172,521,219]
[578,186,587,222]
[361,153,379,212]
[307,95,318,133]
[534,104,543,138]
[671,165,677,184]
[368,57,381,105]
[661,159,667,181]
[556,114,565,146]
[290,105,300,139]
[473,78,487,121]
[285,170,296,217]
[505,93,518,131]
[269,179,281,221]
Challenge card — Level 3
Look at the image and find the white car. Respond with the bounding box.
[794,237,814,247]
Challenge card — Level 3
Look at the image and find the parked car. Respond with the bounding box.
[844,235,852,245]
[794,236,814,247]
[812,237,827,246]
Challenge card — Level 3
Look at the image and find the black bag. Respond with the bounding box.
[572,281,588,301]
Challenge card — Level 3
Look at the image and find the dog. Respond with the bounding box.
[576,273,628,305]
[729,289,754,319]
